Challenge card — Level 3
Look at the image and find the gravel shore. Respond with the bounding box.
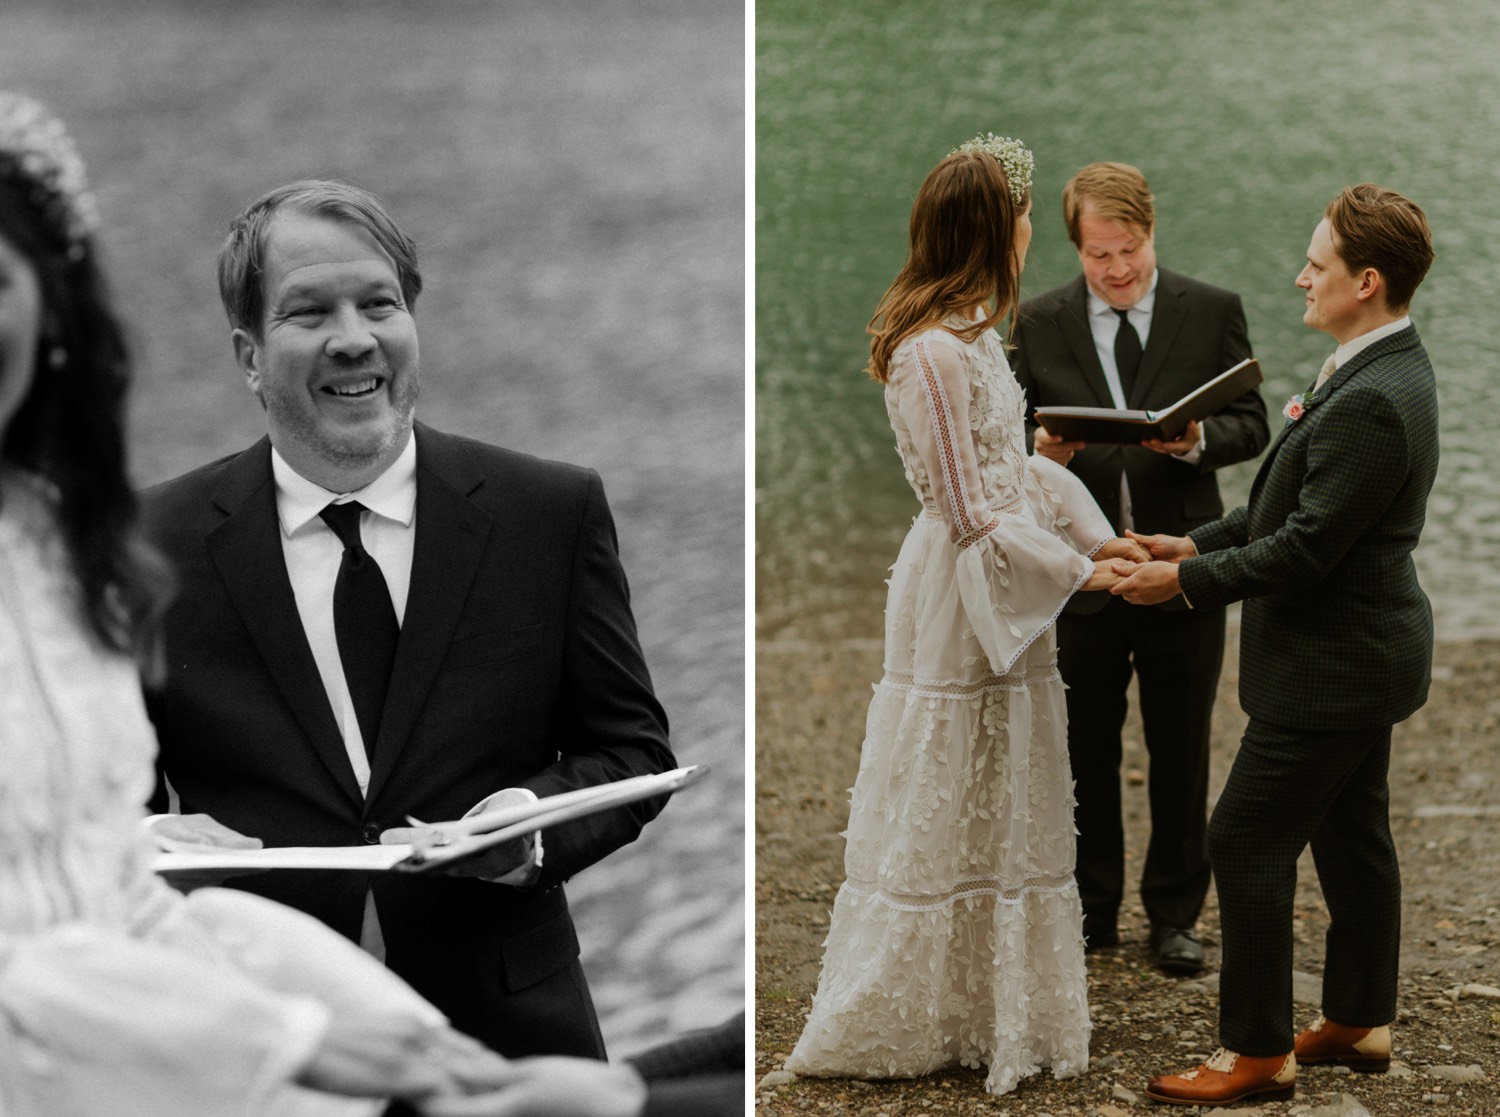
[755,623,1500,1115]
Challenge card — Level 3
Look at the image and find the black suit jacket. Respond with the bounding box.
[1181,326,1439,731]
[141,423,675,1051]
[1012,269,1268,614]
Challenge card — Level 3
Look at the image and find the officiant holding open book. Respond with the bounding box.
[1011,161,1269,974]
[140,178,677,1062]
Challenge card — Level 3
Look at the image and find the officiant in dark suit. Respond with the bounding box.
[1011,162,1268,973]
[1116,184,1437,1107]
[140,180,675,1059]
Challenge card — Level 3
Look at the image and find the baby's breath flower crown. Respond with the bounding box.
[950,132,1034,207]
[0,92,99,256]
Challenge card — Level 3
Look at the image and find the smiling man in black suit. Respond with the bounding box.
[141,180,675,1059]
[1012,162,1269,974]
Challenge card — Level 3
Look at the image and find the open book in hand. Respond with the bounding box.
[152,765,709,877]
[1034,357,1262,443]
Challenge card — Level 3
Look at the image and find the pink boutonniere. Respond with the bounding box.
[1282,393,1307,423]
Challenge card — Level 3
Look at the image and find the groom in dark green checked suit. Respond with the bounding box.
[1109,184,1438,1108]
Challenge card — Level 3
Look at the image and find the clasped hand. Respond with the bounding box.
[1104,529,1197,604]
[1083,536,1148,591]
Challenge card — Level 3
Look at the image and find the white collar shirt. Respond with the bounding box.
[272,435,417,796]
[1080,271,1203,526]
[1086,271,1159,408]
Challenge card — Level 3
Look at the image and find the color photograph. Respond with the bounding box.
[756,1,1500,1112]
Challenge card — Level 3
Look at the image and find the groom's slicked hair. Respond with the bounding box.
[867,150,1027,382]
[218,179,423,339]
[1062,162,1155,248]
[1324,184,1433,313]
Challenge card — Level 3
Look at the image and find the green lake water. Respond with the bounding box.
[757,0,1500,644]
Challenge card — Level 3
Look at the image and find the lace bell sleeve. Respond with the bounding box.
[0,924,365,1117]
[892,335,1096,675]
[1023,453,1114,555]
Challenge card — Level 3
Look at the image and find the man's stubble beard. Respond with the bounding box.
[262,363,420,474]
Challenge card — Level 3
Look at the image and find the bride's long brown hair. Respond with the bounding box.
[867,150,1027,383]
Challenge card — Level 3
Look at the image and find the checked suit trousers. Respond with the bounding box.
[1208,718,1400,1056]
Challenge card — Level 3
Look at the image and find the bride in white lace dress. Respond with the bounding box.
[785,136,1144,1096]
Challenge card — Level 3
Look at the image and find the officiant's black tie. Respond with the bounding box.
[1114,308,1143,396]
[319,500,398,759]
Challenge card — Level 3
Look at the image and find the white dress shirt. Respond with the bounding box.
[272,439,417,792]
[1085,271,1204,530]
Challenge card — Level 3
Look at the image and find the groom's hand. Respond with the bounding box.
[1111,560,1182,605]
[1125,529,1197,563]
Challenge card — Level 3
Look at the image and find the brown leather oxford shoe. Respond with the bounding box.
[1145,1047,1296,1106]
[1294,1015,1392,1071]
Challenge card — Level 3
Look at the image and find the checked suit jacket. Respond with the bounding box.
[141,422,676,1055]
[1012,269,1268,615]
[1180,325,1440,731]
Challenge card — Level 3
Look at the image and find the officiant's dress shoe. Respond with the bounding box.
[1294,1015,1392,1071]
[1149,924,1204,975]
[1145,1048,1296,1107]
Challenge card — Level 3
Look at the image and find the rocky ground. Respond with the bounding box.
[755,628,1500,1115]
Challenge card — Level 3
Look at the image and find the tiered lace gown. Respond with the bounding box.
[786,317,1112,1095]
[0,469,442,1117]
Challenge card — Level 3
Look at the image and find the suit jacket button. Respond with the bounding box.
[361,823,381,844]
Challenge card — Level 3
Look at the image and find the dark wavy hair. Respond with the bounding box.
[0,178,172,676]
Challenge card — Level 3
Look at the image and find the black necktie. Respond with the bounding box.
[1114,308,1142,397]
[319,501,399,758]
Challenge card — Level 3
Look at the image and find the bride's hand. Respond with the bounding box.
[298,1020,509,1099]
[1082,558,1137,592]
[1096,536,1150,564]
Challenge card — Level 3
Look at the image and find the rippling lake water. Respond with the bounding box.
[757,0,1500,644]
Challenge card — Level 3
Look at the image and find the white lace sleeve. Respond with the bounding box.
[0,924,352,1117]
[1024,454,1114,556]
[893,335,1094,674]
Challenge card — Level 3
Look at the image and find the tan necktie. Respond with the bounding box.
[1314,354,1337,392]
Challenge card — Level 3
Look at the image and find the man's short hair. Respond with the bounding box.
[1062,162,1155,248]
[217,179,422,337]
[1324,183,1433,313]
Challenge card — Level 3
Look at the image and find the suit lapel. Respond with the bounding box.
[1130,270,1187,409]
[206,439,363,806]
[1058,277,1115,408]
[1247,326,1422,506]
[365,424,495,804]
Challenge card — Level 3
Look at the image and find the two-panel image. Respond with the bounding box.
[0,1,1493,1115]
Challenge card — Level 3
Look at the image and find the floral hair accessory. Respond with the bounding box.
[0,92,99,255]
[950,132,1035,206]
[1282,393,1307,423]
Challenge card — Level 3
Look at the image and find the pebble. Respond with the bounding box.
[1425,1064,1485,1084]
[758,1070,797,1089]
[1460,982,1500,999]
[1304,1094,1373,1117]
[1110,1082,1142,1105]
[1421,1094,1451,1105]
[1095,1106,1130,1117]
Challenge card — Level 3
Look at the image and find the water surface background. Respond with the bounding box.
[758,0,1500,645]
